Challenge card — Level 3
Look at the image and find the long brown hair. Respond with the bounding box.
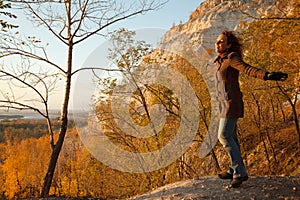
[222,30,243,58]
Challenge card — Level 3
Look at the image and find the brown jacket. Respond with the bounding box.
[214,52,267,118]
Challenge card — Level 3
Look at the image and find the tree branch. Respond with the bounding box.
[0,47,66,74]
[0,69,48,105]
[25,2,69,44]
[71,66,121,76]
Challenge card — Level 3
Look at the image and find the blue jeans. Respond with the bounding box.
[218,118,247,178]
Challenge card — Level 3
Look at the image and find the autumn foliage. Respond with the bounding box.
[0,4,300,198]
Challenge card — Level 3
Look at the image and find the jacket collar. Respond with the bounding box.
[214,51,230,64]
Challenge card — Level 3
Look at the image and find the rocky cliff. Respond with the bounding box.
[158,0,290,56]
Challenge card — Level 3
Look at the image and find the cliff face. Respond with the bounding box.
[160,0,283,56]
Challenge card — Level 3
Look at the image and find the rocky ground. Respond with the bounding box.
[130,175,300,200]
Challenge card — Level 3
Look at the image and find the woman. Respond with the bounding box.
[214,30,287,188]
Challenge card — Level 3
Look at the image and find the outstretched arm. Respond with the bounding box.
[229,53,288,81]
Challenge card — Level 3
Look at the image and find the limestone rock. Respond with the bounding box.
[159,0,283,57]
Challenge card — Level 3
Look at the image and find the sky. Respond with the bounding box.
[12,1,202,68]
[1,1,204,111]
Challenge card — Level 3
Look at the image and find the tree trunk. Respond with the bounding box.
[291,103,300,150]
[41,118,68,197]
[41,26,73,196]
[41,71,72,196]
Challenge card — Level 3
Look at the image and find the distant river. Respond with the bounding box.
[0,112,88,122]
[0,113,60,121]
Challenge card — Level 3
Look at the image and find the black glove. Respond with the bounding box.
[265,72,288,81]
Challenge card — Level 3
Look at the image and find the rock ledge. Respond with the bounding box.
[131,175,300,200]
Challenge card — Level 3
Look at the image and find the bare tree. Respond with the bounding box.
[0,0,167,197]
